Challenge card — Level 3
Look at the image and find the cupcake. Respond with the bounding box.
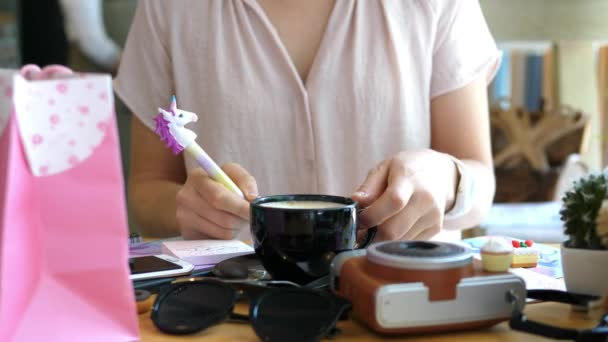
[481,238,513,272]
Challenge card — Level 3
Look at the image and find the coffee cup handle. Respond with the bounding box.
[355,226,377,249]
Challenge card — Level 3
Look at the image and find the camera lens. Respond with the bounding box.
[367,241,472,270]
[376,241,466,258]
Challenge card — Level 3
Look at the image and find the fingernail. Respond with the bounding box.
[353,191,367,198]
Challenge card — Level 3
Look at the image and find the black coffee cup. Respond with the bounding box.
[250,194,376,284]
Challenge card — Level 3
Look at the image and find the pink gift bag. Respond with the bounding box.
[0,66,139,341]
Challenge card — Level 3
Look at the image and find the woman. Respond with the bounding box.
[115,0,498,242]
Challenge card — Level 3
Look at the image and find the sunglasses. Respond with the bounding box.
[151,279,351,342]
[508,289,608,342]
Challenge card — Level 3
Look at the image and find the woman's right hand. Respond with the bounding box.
[176,163,259,240]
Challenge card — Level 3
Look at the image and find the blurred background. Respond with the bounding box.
[1,0,607,241]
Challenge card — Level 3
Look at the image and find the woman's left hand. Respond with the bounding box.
[352,149,459,241]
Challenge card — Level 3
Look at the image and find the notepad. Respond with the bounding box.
[161,240,254,266]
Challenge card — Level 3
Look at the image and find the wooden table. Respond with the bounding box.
[136,241,603,341]
[139,300,604,341]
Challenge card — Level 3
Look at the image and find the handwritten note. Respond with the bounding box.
[162,240,254,266]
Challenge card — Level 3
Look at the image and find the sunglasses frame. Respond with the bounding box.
[508,289,608,342]
[248,286,352,341]
[151,279,351,340]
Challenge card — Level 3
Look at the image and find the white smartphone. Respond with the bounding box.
[129,254,194,281]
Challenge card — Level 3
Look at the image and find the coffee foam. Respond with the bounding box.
[259,200,346,209]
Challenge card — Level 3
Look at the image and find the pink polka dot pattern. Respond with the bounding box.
[32,134,43,145]
[97,121,108,132]
[49,114,60,125]
[7,72,114,176]
[78,106,90,115]
[56,83,68,94]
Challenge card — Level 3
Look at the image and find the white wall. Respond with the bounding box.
[480,0,608,41]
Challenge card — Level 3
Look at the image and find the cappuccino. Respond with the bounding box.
[260,200,346,209]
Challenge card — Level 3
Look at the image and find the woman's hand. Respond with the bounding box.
[176,163,259,240]
[352,149,458,241]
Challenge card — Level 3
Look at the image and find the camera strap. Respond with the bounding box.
[507,289,608,341]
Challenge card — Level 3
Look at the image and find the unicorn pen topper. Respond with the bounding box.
[154,96,244,198]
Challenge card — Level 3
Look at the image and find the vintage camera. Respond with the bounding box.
[330,241,527,334]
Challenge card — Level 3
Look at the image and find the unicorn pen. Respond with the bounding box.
[154,96,245,198]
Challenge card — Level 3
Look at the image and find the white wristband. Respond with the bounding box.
[444,156,474,219]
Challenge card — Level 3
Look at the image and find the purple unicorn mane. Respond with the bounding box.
[154,113,184,154]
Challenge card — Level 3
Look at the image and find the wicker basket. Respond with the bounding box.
[490,101,588,202]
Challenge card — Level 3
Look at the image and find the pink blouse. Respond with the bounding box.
[115,0,499,240]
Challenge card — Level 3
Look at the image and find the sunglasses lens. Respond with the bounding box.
[251,291,335,342]
[152,282,235,334]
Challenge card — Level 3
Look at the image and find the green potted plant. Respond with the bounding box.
[560,171,608,296]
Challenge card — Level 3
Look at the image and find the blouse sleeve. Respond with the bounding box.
[113,0,173,130]
[430,0,501,98]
